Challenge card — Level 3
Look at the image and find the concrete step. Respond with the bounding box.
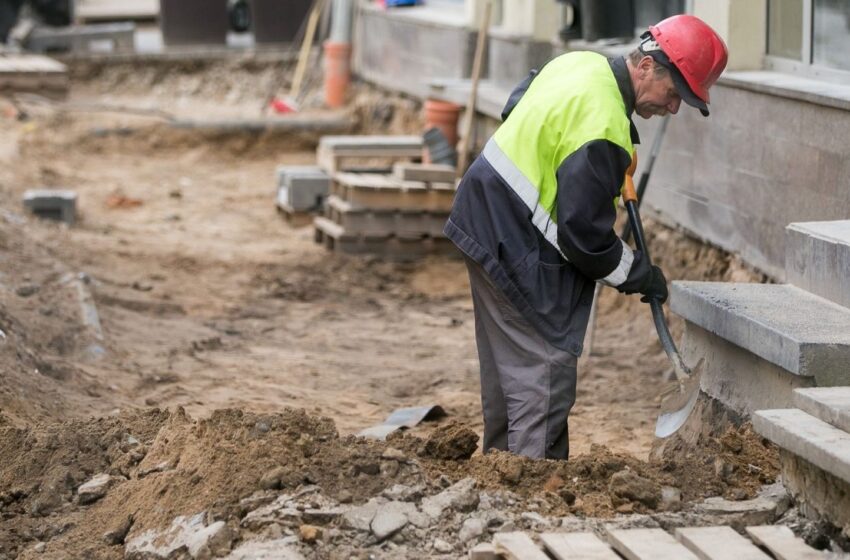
[753,407,850,485]
[786,220,850,309]
[671,282,850,386]
[275,166,330,212]
[794,387,850,433]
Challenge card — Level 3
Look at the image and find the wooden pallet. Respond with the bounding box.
[330,172,455,212]
[313,217,455,260]
[477,525,825,560]
[324,195,448,237]
[0,54,68,98]
[276,203,314,227]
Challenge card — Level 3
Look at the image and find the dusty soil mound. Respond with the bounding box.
[0,407,779,559]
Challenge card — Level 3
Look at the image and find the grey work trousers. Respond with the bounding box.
[465,257,578,460]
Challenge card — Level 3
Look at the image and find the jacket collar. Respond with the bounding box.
[608,56,640,145]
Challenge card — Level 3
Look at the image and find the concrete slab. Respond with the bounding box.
[26,23,135,54]
[23,189,77,225]
[275,166,330,212]
[793,387,850,433]
[671,282,850,385]
[786,220,850,309]
[753,408,850,485]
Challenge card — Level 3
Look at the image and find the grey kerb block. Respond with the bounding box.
[753,408,850,485]
[23,189,77,225]
[670,281,850,385]
[785,220,850,309]
[26,23,135,54]
[794,387,850,434]
[275,166,330,212]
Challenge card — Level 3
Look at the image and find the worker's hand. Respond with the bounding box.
[639,265,668,304]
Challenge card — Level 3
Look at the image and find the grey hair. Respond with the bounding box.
[628,48,671,79]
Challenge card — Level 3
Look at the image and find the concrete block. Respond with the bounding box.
[25,23,135,54]
[275,166,330,212]
[753,407,850,485]
[23,189,76,225]
[671,282,850,385]
[317,136,423,174]
[786,220,850,309]
[794,387,850,434]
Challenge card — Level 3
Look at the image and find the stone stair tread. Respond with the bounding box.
[745,525,826,560]
[794,387,850,433]
[785,220,850,308]
[753,408,850,485]
[675,526,771,559]
[671,282,850,382]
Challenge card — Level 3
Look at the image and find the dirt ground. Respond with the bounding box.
[0,56,814,559]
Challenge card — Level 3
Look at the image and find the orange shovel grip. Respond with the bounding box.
[622,153,638,203]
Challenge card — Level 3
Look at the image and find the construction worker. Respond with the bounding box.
[445,15,728,460]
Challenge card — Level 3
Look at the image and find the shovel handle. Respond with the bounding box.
[622,154,638,203]
[625,196,692,382]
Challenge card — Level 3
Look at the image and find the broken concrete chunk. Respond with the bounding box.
[420,478,479,519]
[341,499,382,532]
[458,517,487,543]
[125,512,232,559]
[370,501,413,541]
[694,495,779,526]
[223,537,304,560]
[77,473,115,504]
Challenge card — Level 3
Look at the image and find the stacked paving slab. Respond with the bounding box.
[311,135,457,259]
[275,166,332,226]
[671,220,850,535]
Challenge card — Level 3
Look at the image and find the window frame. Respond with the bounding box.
[764,0,850,83]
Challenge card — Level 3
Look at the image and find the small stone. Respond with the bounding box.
[497,458,524,484]
[381,447,407,462]
[78,473,114,504]
[102,515,134,545]
[714,458,736,481]
[370,502,412,541]
[433,538,454,553]
[255,421,270,433]
[16,283,39,298]
[259,467,287,490]
[299,524,322,543]
[458,517,487,543]
[33,542,46,553]
[337,489,353,504]
[356,462,380,476]
[380,461,399,478]
[559,488,577,506]
[138,461,171,478]
[660,486,681,508]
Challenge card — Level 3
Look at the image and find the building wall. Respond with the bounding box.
[352,4,476,99]
[639,84,850,280]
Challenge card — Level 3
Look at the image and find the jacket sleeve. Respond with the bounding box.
[555,139,651,292]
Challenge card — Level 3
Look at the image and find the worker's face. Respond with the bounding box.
[634,57,682,119]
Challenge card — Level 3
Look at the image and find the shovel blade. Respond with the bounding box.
[654,360,703,438]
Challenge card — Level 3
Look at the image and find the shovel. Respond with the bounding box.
[621,155,702,439]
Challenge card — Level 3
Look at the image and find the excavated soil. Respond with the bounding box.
[0,55,802,558]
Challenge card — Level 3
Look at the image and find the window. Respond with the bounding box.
[767,0,850,79]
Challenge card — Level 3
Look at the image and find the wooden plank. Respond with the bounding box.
[541,532,620,560]
[746,526,825,560]
[492,532,549,560]
[675,527,771,560]
[606,528,700,560]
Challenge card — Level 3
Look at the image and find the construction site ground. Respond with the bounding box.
[0,56,834,559]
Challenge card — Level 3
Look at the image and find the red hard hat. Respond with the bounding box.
[648,15,728,106]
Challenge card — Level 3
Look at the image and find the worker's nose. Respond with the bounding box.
[667,97,682,114]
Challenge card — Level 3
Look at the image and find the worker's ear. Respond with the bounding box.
[638,55,655,79]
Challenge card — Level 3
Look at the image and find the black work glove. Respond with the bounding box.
[639,265,668,304]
